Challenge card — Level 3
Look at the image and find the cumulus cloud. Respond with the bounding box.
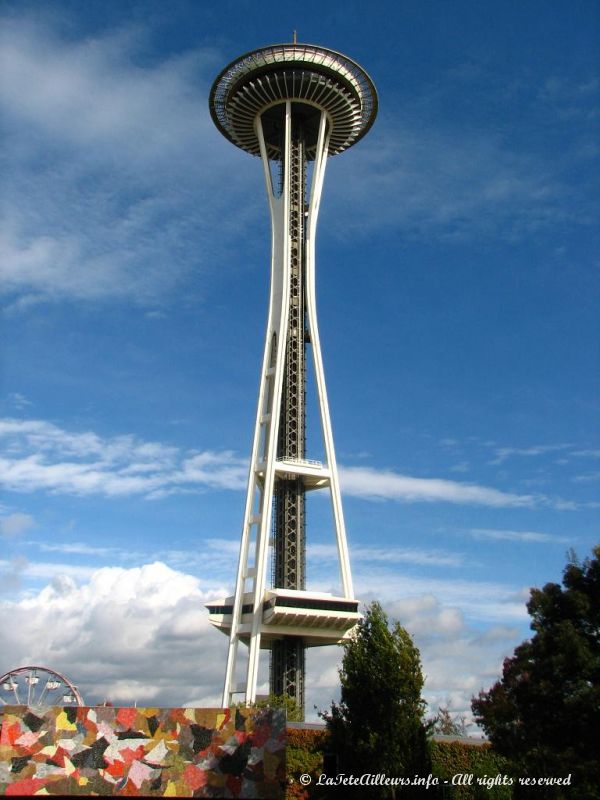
[6,538,240,596]
[387,594,465,637]
[0,557,28,593]
[304,592,524,728]
[0,561,525,727]
[353,568,529,625]
[0,560,97,583]
[381,594,523,726]
[0,562,228,707]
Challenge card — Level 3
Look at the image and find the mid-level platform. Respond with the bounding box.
[206,588,360,647]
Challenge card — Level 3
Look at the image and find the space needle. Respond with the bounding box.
[206,40,377,716]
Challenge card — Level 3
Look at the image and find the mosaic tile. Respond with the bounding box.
[0,706,285,797]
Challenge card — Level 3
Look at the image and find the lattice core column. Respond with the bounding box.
[271,122,307,709]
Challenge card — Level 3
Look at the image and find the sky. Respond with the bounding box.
[0,0,598,727]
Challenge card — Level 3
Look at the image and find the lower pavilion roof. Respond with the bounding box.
[206,589,360,647]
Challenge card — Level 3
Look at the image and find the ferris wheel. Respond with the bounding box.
[0,665,84,707]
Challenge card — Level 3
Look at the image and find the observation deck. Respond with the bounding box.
[206,589,360,647]
[209,43,378,159]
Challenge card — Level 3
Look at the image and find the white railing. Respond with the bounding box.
[276,457,323,469]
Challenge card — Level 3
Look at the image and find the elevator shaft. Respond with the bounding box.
[270,122,307,710]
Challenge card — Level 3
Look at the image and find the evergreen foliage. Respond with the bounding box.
[321,601,430,798]
[472,546,600,799]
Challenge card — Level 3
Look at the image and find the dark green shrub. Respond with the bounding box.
[285,729,514,800]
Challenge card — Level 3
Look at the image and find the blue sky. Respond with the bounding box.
[1,0,598,724]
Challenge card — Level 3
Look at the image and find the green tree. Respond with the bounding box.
[255,692,304,722]
[472,546,600,799]
[321,601,430,798]
[235,692,303,722]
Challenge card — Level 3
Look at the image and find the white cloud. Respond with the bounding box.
[7,538,240,594]
[340,465,535,507]
[380,595,524,726]
[0,561,525,727]
[0,557,28,593]
[489,444,572,465]
[310,543,464,568]
[3,417,566,509]
[6,393,32,410]
[0,18,217,160]
[573,471,600,483]
[35,542,123,557]
[572,450,600,459]
[353,568,529,625]
[0,562,228,707]
[470,528,570,544]
[0,512,35,537]
[307,594,524,729]
[325,116,577,241]
[2,14,595,309]
[0,15,255,307]
[386,594,465,637]
[0,417,246,497]
[0,559,97,583]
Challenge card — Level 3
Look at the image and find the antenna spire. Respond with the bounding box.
[293,30,297,45]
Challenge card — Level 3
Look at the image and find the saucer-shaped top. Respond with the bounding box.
[209,43,377,160]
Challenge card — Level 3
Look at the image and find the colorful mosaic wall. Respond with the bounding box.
[0,705,285,797]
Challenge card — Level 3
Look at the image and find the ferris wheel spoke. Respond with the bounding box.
[0,666,83,708]
[38,682,50,706]
[26,669,35,706]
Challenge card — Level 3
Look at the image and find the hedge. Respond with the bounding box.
[430,740,513,799]
[286,729,329,800]
[286,729,513,799]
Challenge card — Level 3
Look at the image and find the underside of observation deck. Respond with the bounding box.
[210,43,378,158]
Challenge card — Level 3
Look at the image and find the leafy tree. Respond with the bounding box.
[321,601,430,798]
[472,546,600,799]
[430,705,469,737]
[257,692,304,722]
[236,692,303,722]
